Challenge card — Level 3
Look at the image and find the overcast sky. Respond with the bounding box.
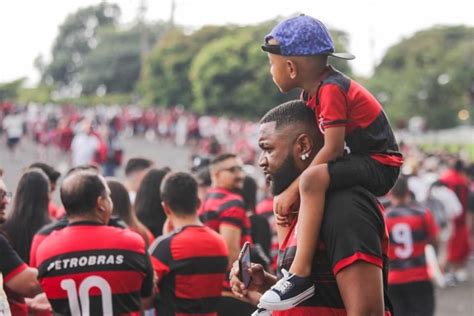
[0,0,472,84]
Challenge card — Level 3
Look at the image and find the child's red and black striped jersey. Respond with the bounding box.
[274,187,393,316]
[385,204,438,284]
[34,221,154,316]
[302,66,403,168]
[149,225,228,316]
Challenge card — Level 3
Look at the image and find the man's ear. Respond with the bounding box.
[296,133,313,157]
[96,195,106,212]
[162,201,172,217]
[287,59,297,79]
[195,198,201,211]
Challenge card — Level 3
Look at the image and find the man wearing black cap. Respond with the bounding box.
[259,14,402,310]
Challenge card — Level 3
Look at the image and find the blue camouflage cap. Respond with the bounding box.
[261,14,355,60]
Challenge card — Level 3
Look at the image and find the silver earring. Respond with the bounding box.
[301,152,310,161]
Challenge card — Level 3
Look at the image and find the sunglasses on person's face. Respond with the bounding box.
[0,190,12,201]
[220,166,244,173]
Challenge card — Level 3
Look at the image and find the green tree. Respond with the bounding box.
[80,23,166,94]
[43,3,121,88]
[368,26,474,129]
[0,78,25,101]
[140,25,231,107]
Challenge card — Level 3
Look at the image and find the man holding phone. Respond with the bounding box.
[238,241,252,289]
[230,100,393,315]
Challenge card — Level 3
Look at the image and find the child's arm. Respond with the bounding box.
[273,126,346,217]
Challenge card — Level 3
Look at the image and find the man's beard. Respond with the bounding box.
[271,154,300,195]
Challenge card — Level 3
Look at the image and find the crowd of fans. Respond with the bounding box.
[0,101,259,175]
[0,101,473,315]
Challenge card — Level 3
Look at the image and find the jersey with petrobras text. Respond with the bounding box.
[35,221,153,316]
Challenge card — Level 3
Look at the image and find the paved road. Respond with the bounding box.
[1,136,473,315]
[0,136,192,193]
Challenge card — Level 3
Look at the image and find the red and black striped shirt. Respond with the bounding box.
[199,187,252,292]
[256,197,278,271]
[385,203,438,284]
[275,187,393,315]
[302,66,403,167]
[0,233,28,315]
[34,221,154,316]
[199,188,252,247]
[149,225,228,316]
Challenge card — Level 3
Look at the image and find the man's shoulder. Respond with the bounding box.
[151,226,226,251]
[41,224,144,249]
[101,225,145,247]
[206,188,244,209]
[37,218,69,236]
[386,203,426,217]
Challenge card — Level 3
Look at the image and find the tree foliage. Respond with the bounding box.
[140,25,232,107]
[367,26,474,129]
[43,3,121,87]
[80,23,166,95]
[0,78,25,101]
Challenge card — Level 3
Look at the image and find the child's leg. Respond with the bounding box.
[258,164,329,310]
[289,163,330,277]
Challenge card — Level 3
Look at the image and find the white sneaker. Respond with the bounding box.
[258,269,315,311]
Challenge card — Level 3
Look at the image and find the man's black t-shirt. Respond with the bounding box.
[274,187,393,316]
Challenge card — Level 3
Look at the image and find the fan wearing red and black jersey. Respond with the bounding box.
[386,177,439,316]
[149,172,228,316]
[33,170,154,316]
[198,153,254,315]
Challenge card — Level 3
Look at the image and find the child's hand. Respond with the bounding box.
[273,180,300,217]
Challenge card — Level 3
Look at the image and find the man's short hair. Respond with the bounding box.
[66,164,100,176]
[60,171,106,216]
[29,162,61,183]
[211,153,237,166]
[195,167,211,187]
[390,176,409,199]
[161,172,199,216]
[125,158,153,176]
[260,100,317,130]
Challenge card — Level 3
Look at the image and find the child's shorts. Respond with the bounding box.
[327,154,400,197]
